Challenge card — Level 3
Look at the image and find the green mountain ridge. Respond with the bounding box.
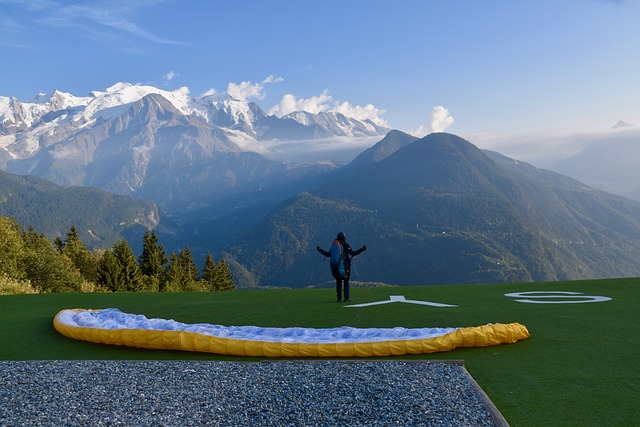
[0,169,163,249]
[226,133,640,287]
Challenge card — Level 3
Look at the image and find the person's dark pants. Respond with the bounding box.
[331,264,350,301]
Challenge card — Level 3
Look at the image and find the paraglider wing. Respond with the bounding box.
[54,308,529,357]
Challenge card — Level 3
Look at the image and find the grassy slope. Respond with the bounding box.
[1,278,638,426]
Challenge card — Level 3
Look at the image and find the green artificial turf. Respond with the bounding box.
[1,278,638,426]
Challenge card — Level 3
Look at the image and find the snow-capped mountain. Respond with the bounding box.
[611,120,634,129]
[283,110,388,138]
[0,83,388,210]
[0,82,387,158]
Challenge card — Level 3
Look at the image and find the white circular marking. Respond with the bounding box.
[504,291,612,304]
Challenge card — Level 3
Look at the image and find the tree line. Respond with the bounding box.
[0,217,235,294]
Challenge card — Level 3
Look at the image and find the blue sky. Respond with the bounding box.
[1,0,639,161]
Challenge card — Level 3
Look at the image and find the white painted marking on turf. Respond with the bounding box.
[345,295,458,308]
[504,291,612,304]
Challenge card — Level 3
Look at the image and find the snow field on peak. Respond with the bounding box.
[82,83,198,121]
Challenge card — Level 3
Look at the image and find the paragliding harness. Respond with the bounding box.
[330,239,349,279]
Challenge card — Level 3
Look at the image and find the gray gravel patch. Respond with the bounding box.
[1,360,501,426]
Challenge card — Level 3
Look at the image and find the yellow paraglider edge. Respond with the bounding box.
[54,308,529,358]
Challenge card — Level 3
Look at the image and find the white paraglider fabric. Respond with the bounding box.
[57,308,459,343]
[54,308,530,357]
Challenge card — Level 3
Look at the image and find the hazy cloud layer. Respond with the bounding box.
[469,126,640,168]
[233,135,382,164]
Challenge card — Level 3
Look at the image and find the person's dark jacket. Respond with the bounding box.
[317,241,366,270]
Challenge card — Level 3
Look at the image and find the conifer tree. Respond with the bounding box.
[138,230,168,291]
[112,239,144,292]
[54,237,64,252]
[66,226,80,244]
[62,226,98,283]
[180,246,199,283]
[214,259,236,291]
[97,250,123,292]
[139,230,168,277]
[164,252,185,292]
[200,252,217,291]
[165,247,199,291]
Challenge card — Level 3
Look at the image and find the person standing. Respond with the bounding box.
[317,232,366,302]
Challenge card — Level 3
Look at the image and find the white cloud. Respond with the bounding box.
[409,106,455,137]
[262,75,284,84]
[269,89,388,127]
[199,88,218,98]
[332,101,388,127]
[269,90,333,116]
[164,71,176,81]
[201,78,388,127]
[31,2,188,47]
[430,106,454,132]
[227,75,283,102]
[227,81,264,101]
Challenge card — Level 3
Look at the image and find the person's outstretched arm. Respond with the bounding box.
[317,246,330,257]
[346,244,367,257]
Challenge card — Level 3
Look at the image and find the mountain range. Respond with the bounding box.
[224,132,640,287]
[0,83,387,211]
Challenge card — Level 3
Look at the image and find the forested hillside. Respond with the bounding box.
[0,169,162,249]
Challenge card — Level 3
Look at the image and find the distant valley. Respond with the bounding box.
[548,128,640,201]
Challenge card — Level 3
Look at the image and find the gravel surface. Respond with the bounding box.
[1,360,499,426]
